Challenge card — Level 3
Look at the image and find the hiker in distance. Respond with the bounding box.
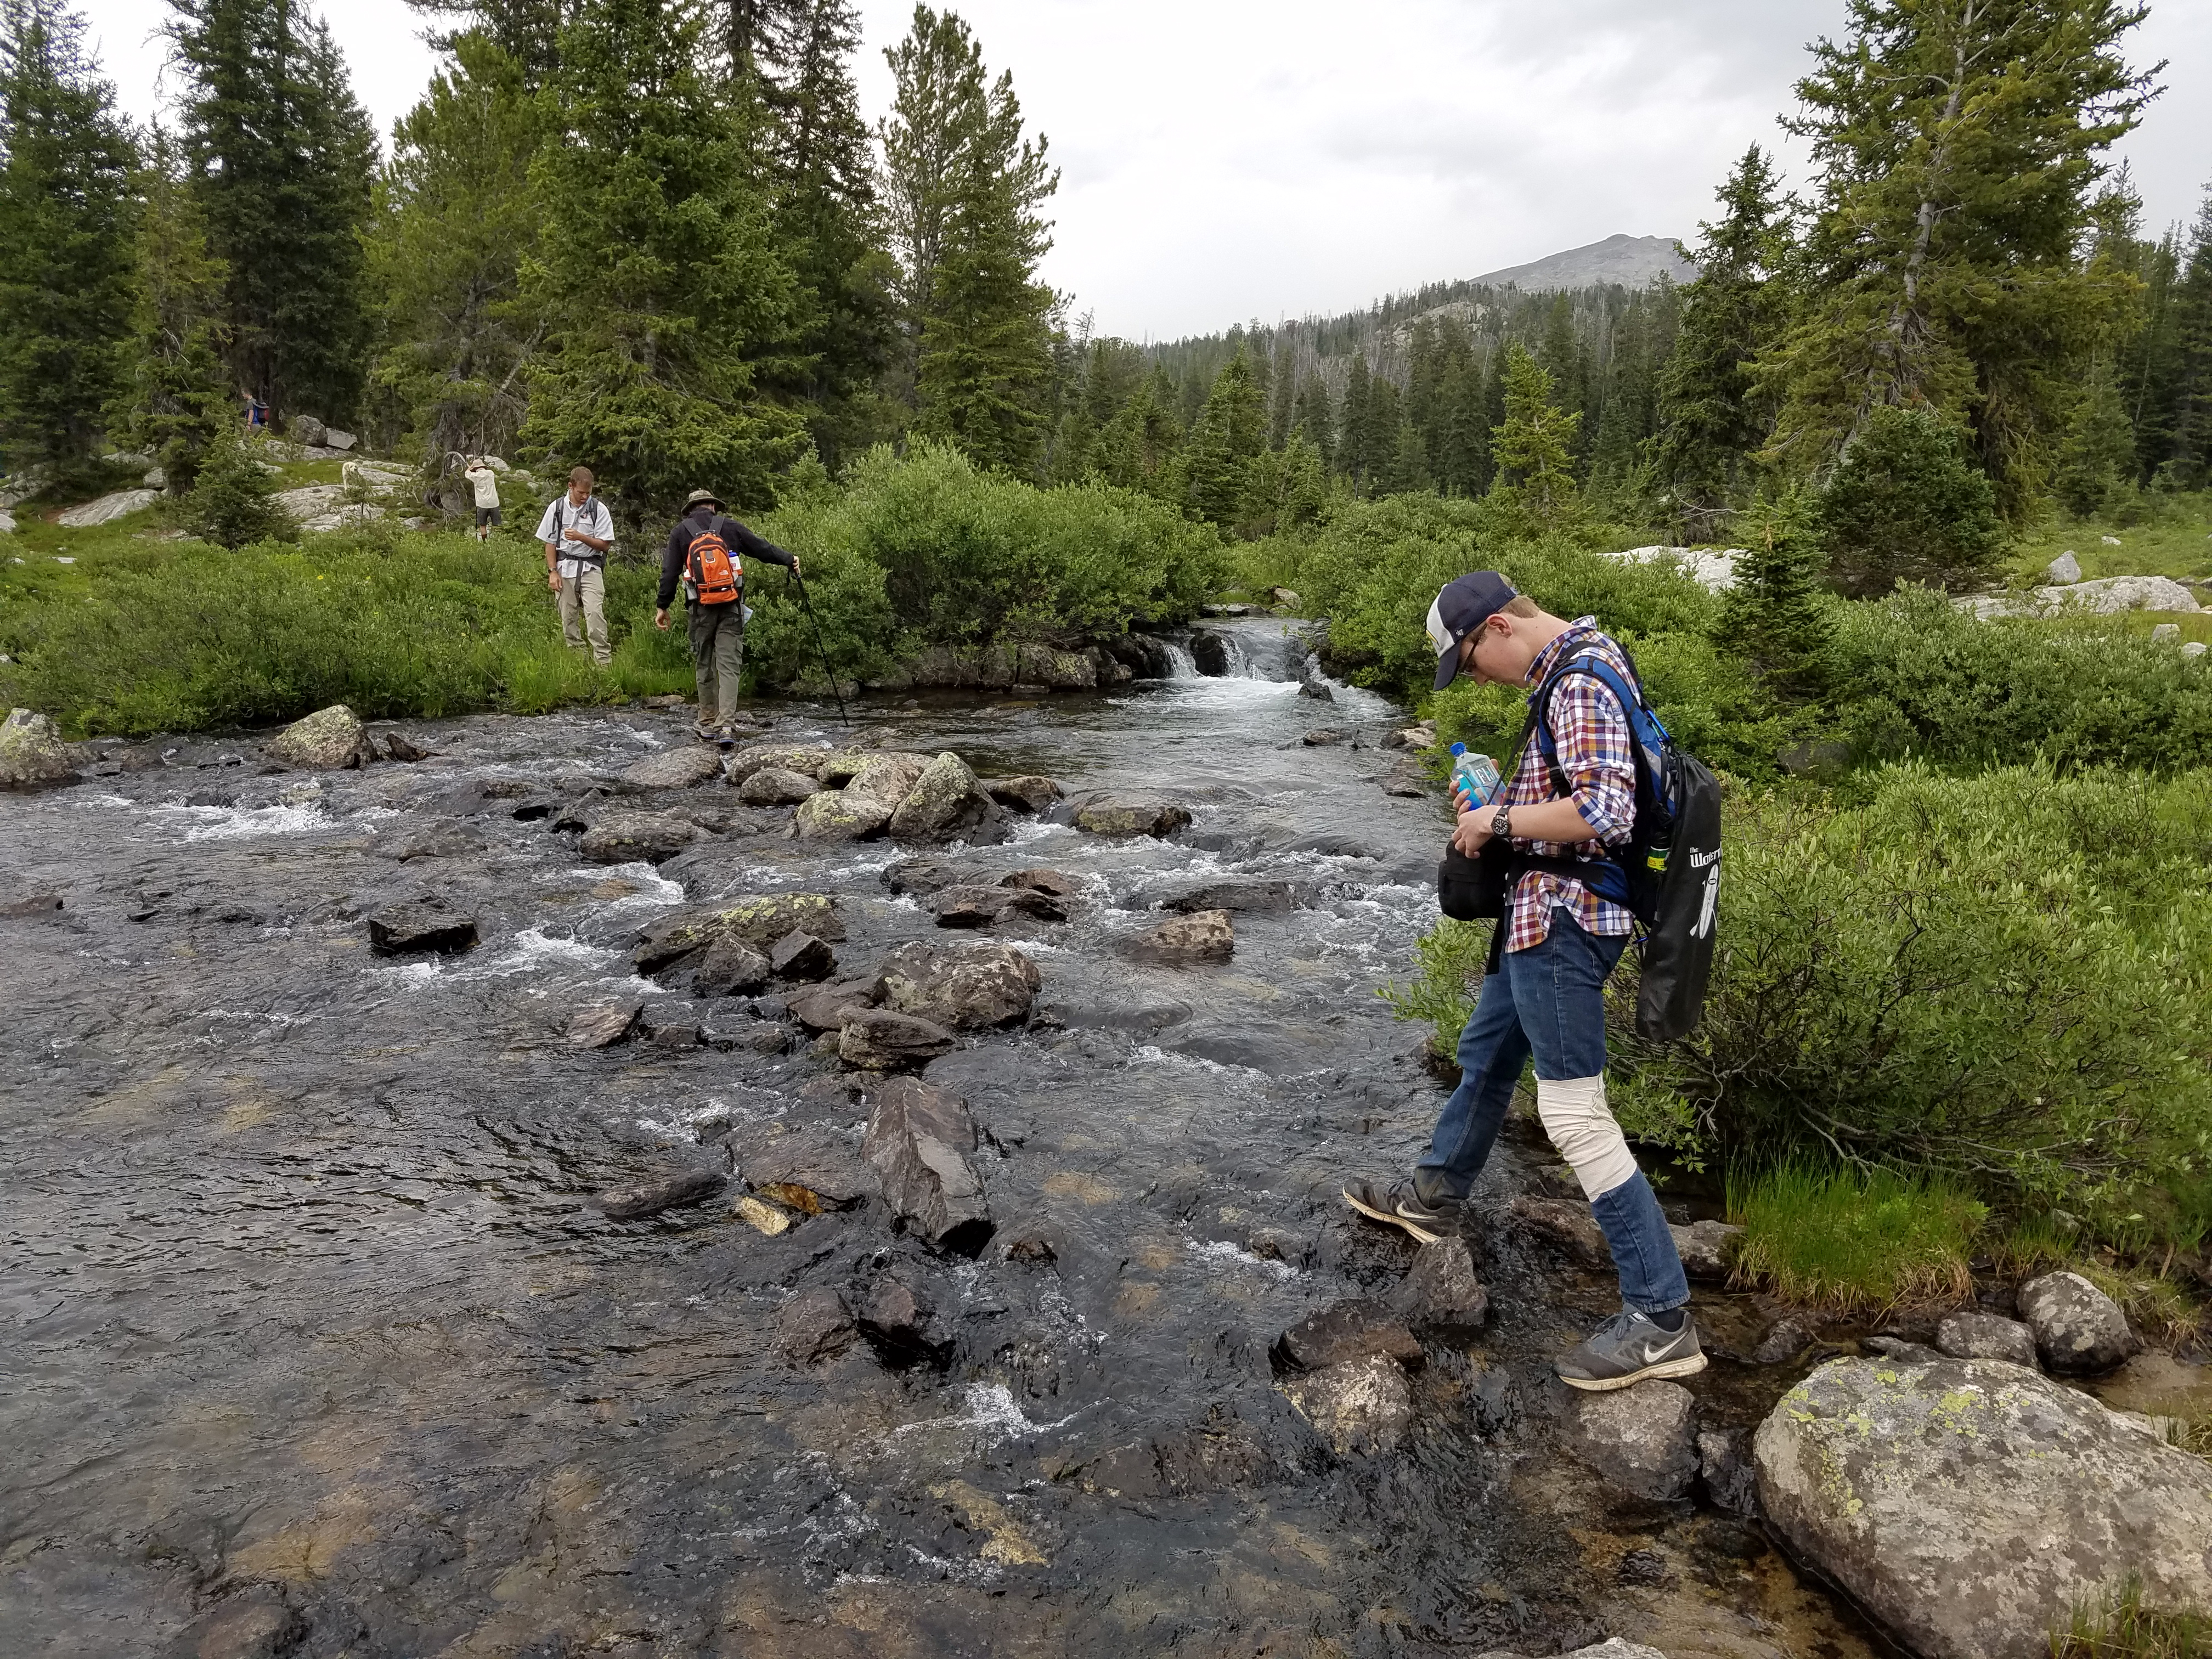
[536,466,615,668]
[464,455,501,544]
[656,488,799,738]
[1344,573,1701,1392]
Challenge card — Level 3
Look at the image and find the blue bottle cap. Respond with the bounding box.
[1449,742,1466,756]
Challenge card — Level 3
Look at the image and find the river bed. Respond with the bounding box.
[3,619,1893,1657]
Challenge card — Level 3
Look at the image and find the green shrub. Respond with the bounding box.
[1727,1163,1985,1311]
[1620,763,2212,1226]
[1828,588,2212,772]
[183,436,295,549]
[1819,404,2005,596]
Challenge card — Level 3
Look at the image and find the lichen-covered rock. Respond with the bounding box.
[1563,1380,1699,1501]
[847,751,930,806]
[0,708,75,787]
[365,896,478,956]
[1669,1218,1742,1279]
[878,940,1040,1030]
[793,787,893,842]
[266,704,376,770]
[1065,793,1191,838]
[1131,909,1233,962]
[1756,1356,2212,1659]
[987,775,1062,814]
[579,810,698,864]
[621,746,725,789]
[724,742,833,784]
[888,751,1008,845]
[1276,1355,1414,1455]
[863,1076,992,1256]
[1934,1312,2040,1368]
[2018,1271,2138,1375]
[632,894,843,969]
[838,1008,956,1069]
[738,766,820,806]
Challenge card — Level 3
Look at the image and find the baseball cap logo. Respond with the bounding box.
[1425,596,1451,658]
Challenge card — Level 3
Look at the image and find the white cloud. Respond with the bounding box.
[88,0,2212,341]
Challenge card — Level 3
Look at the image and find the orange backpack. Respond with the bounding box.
[686,523,742,606]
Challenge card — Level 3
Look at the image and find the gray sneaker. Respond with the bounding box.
[1341,1176,1464,1245]
[1555,1307,1707,1391]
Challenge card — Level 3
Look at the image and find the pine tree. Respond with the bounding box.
[1765,0,2157,516]
[171,0,377,425]
[2051,355,2136,516]
[184,430,292,545]
[110,128,232,493]
[1266,338,1295,450]
[0,0,134,473]
[520,0,805,520]
[1488,341,1580,532]
[1651,146,1789,540]
[1818,404,2004,595]
[1587,298,1657,501]
[402,0,566,87]
[1720,489,1831,691]
[1339,353,1370,490]
[1363,375,1402,494]
[882,7,1057,473]
[1291,375,1333,473]
[2136,188,2212,486]
[369,33,543,467]
[1182,347,1264,529]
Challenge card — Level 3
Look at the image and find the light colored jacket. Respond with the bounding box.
[465,464,500,510]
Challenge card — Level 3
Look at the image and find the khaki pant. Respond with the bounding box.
[688,601,745,724]
[558,565,611,667]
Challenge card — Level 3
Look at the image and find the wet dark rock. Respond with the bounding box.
[580,810,699,864]
[1755,1356,2212,1658]
[1063,792,1192,838]
[881,856,964,896]
[1751,1318,1814,1365]
[746,1123,870,1212]
[566,1003,640,1048]
[1562,1379,1699,1501]
[1383,760,1430,798]
[786,973,887,1032]
[1471,1367,1519,1436]
[1617,1547,1669,1586]
[738,765,820,806]
[1272,1298,1423,1372]
[266,703,376,770]
[987,774,1063,813]
[1003,1233,1057,1266]
[928,884,1014,927]
[863,1076,993,1256]
[879,939,1040,1029]
[1102,632,1178,678]
[371,821,485,861]
[839,1008,956,1069]
[1478,1645,1665,1659]
[1934,1311,2039,1368]
[743,1024,791,1055]
[1002,867,1080,897]
[1276,1355,1414,1455]
[599,1165,725,1221]
[510,794,561,821]
[1863,1335,1942,1364]
[174,1592,306,1659]
[1301,725,1346,743]
[889,752,1009,846]
[1131,909,1234,962]
[1,892,63,917]
[1670,1218,1743,1279]
[1188,631,1233,675]
[1699,1427,1758,1514]
[778,1287,856,1364]
[2018,1270,2138,1375]
[648,1022,699,1050]
[375,727,430,763]
[549,794,604,832]
[622,746,725,789]
[1297,675,1335,702]
[633,894,843,971]
[365,896,478,956]
[1156,878,1300,914]
[854,1273,948,1368]
[768,929,835,982]
[690,936,771,998]
[1508,1195,1611,1267]
[1384,1236,1488,1335]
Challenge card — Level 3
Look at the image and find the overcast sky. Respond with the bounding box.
[90,0,2212,342]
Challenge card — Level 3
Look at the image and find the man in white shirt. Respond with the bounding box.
[534,466,614,668]
[464,457,502,543]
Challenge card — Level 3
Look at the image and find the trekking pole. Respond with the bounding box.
[787,565,850,727]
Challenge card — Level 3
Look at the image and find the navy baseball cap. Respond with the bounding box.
[1426,572,1519,690]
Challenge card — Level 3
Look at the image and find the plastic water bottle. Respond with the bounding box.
[1449,742,1502,809]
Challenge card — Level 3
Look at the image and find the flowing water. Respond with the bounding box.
[2,619,1892,1657]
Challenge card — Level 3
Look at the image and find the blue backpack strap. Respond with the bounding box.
[1523,648,1645,906]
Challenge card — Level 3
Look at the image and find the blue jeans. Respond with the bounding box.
[1414,912,1689,1314]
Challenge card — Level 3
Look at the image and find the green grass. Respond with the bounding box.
[1726,1163,1987,1312]
[2052,1579,2210,1658]
[2011,496,2212,587]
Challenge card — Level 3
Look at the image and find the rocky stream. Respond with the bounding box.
[4,616,2207,1659]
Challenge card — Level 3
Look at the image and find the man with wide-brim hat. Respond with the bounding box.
[657,487,801,737]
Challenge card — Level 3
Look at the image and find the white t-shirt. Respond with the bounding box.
[465,465,500,509]
[533,495,614,576]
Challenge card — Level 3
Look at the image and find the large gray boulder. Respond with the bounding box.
[266,703,376,770]
[0,708,76,787]
[2044,550,2082,584]
[622,746,725,789]
[1064,792,1192,838]
[1934,1311,2040,1368]
[878,940,1039,1030]
[1562,1380,1699,1500]
[2017,1271,2138,1374]
[56,488,157,527]
[1131,909,1234,963]
[579,810,698,864]
[888,751,1008,845]
[793,787,893,842]
[1754,1356,2212,1659]
[738,766,820,806]
[839,1008,956,1069]
[862,1077,992,1255]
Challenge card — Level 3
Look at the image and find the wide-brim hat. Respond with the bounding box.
[683,488,722,510]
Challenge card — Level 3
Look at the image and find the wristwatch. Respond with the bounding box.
[1490,802,1513,838]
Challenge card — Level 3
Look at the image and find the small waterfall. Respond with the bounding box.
[1160,640,1198,678]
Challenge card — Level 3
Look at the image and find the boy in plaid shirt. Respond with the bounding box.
[1344,573,1701,1392]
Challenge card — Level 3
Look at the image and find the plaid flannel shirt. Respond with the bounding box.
[1500,618,1637,952]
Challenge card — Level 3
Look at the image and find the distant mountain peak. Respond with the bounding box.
[1466,233,1694,292]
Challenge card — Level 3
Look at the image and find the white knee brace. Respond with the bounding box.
[1536,1075,1639,1200]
